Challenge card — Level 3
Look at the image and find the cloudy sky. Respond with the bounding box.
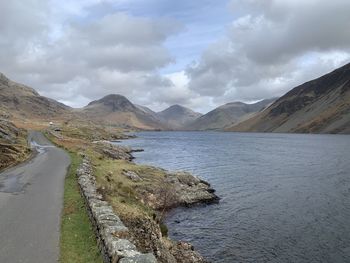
[1,0,350,113]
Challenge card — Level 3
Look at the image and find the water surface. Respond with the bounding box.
[122,132,350,262]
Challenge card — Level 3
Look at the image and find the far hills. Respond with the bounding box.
[157,105,202,129]
[0,72,270,131]
[1,62,350,133]
[186,99,275,130]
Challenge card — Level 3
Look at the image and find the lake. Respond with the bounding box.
[121,131,350,262]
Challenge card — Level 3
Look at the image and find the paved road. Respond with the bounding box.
[0,131,70,263]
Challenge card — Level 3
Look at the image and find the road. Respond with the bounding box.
[0,131,70,263]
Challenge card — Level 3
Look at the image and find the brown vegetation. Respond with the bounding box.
[0,117,31,171]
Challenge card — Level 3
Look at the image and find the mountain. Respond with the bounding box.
[157,104,202,129]
[135,104,161,120]
[80,94,165,130]
[227,63,350,134]
[186,99,276,130]
[135,104,156,116]
[0,72,70,119]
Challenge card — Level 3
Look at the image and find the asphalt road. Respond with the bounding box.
[0,131,70,263]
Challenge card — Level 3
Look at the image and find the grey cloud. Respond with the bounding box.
[0,0,48,41]
[84,45,173,72]
[187,0,350,103]
[75,13,182,47]
[0,0,49,74]
[0,1,183,108]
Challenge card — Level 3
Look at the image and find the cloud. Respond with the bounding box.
[0,1,182,108]
[187,0,350,104]
[1,0,350,113]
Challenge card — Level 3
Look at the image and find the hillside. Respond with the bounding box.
[157,104,202,129]
[79,94,165,130]
[0,110,30,170]
[227,63,350,134]
[186,99,275,130]
[0,73,70,119]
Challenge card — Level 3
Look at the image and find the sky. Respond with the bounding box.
[1,0,350,113]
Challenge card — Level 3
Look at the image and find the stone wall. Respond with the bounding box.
[77,157,157,263]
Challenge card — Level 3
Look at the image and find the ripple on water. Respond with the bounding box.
[121,131,350,262]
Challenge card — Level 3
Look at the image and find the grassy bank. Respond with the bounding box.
[59,151,102,263]
[46,123,210,262]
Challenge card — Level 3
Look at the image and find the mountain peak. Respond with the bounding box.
[157,104,202,129]
[165,104,191,112]
[88,94,128,105]
[159,104,201,116]
[87,94,137,112]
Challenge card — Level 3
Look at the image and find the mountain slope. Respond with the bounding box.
[187,99,275,130]
[227,63,350,134]
[80,94,165,130]
[0,73,70,118]
[0,117,30,171]
[157,105,202,129]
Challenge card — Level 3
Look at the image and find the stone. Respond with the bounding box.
[119,253,157,263]
[123,170,142,182]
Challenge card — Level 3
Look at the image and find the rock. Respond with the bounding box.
[93,141,133,160]
[143,171,219,210]
[123,170,142,182]
[131,148,144,153]
[171,172,201,186]
[169,241,207,263]
[119,253,157,263]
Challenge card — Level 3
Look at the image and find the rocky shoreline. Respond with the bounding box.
[45,123,219,263]
[90,140,219,262]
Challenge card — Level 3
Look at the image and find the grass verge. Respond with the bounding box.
[59,151,103,263]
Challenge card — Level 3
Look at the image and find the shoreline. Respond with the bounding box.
[44,125,219,262]
[117,139,220,262]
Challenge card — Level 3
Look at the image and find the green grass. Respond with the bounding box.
[59,152,103,263]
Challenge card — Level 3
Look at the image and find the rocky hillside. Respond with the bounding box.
[227,63,350,134]
[0,73,70,119]
[186,99,275,130]
[157,105,202,129]
[0,111,30,171]
[79,94,166,130]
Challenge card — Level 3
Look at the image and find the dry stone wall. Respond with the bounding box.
[77,157,157,263]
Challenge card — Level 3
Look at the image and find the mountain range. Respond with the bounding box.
[1,62,350,133]
[187,99,276,130]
